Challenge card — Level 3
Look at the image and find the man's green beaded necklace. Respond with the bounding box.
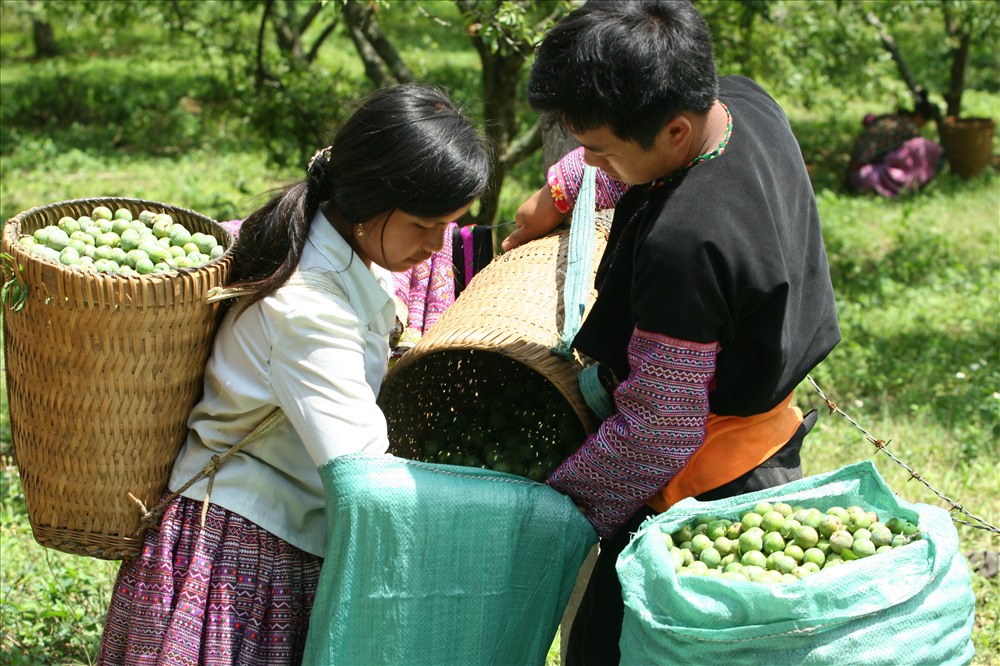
[648,102,733,190]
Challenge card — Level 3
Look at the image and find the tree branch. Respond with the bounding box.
[169,0,186,33]
[299,0,324,34]
[342,0,392,87]
[306,17,340,65]
[270,0,300,56]
[361,7,414,84]
[256,0,276,89]
[864,11,920,96]
[500,120,543,170]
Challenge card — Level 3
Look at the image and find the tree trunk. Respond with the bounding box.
[342,0,414,86]
[32,20,58,58]
[541,113,578,170]
[476,52,525,226]
[944,31,970,118]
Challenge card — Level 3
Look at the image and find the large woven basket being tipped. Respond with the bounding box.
[378,217,609,462]
[1,197,234,560]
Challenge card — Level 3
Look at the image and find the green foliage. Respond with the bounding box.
[230,62,363,168]
[0,2,997,662]
[971,569,1000,660]
[0,58,230,155]
[700,1,887,107]
[1,467,120,664]
[805,174,1000,465]
[700,0,999,120]
[456,0,572,57]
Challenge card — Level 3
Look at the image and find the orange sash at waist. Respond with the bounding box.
[646,393,803,514]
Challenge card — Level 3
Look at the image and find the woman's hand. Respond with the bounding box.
[501,185,565,252]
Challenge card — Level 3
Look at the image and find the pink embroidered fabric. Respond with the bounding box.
[547,146,631,213]
[546,328,720,538]
[219,219,244,238]
[391,221,457,341]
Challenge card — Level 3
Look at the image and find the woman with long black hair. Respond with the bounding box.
[98,84,490,666]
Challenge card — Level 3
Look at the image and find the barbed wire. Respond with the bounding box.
[806,375,999,536]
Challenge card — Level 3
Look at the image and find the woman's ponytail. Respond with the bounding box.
[224,84,489,312]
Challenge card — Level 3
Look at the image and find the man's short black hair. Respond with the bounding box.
[528,0,718,149]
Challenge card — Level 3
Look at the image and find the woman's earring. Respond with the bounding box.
[355,224,365,237]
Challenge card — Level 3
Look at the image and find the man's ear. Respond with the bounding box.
[664,115,692,148]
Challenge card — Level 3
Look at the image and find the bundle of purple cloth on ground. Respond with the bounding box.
[848,137,943,197]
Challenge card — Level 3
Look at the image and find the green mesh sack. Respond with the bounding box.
[303,453,597,665]
[617,461,975,665]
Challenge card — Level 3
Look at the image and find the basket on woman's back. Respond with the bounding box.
[1,196,234,560]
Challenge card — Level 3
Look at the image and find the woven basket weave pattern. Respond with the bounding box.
[941,116,996,179]
[379,221,609,460]
[2,197,234,560]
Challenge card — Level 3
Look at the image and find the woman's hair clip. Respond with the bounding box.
[308,146,332,172]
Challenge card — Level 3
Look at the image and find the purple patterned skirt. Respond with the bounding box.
[98,495,322,666]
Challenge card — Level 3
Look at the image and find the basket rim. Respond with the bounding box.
[382,345,599,434]
[2,196,234,284]
[942,115,996,128]
[6,196,225,228]
[380,221,609,436]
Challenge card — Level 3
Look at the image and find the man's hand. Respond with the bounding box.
[501,185,566,252]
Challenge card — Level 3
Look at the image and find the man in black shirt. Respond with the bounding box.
[502,1,840,663]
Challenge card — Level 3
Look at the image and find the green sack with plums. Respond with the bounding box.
[617,460,975,665]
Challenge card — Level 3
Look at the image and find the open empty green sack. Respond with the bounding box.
[617,460,975,665]
[303,453,597,665]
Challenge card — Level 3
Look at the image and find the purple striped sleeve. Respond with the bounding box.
[546,328,719,538]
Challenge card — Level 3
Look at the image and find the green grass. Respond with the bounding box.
[0,146,298,226]
[794,172,1000,664]
[1,2,998,663]
[4,149,997,666]
[1,464,120,665]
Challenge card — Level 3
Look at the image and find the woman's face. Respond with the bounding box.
[354,203,472,273]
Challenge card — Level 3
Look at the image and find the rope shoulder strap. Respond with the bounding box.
[130,408,288,534]
[549,166,615,421]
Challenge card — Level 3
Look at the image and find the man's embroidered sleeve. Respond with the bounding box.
[546,327,719,538]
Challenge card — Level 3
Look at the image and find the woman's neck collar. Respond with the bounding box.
[321,203,371,267]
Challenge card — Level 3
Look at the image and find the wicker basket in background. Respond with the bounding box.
[940,116,996,179]
[1,197,234,560]
[378,216,610,463]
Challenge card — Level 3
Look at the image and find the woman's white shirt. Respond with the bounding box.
[167,210,396,557]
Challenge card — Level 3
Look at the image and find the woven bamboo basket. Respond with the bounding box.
[1,197,234,560]
[378,216,610,465]
[940,116,996,178]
